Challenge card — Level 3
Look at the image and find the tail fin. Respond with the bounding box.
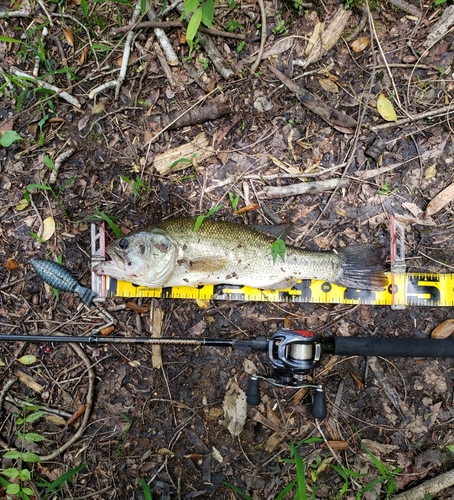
[335,245,388,290]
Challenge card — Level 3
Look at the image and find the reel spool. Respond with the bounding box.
[247,329,327,419]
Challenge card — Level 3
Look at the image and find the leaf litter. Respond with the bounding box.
[1,0,454,498]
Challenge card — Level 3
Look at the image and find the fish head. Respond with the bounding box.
[93,229,177,287]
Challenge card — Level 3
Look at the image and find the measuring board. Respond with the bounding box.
[91,218,453,307]
[101,273,452,307]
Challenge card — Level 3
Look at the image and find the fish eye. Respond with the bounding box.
[119,238,129,250]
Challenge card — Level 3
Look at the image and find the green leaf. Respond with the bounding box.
[169,155,195,170]
[193,204,223,231]
[275,481,295,500]
[186,6,203,47]
[24,410,44,423]
[271,238,286,264]
[1,468,19,479]
[22,451,41,462]
[26,183,52,192]
[44,463,87,494]
[446,444,454,453]
[140,478,153,500]
[18,469,31,481]
[0,130,23,147]
[223,482,253,500]
[6,483,20,495]
[290,443,307,500]
[44,154,55,169]
[18,355,37,365]
[24,432,46,443]
[0,36,23,43]
[202,0,214,27]
[22,486,35,495]
[3,451,21,459]
[184,0,200,15]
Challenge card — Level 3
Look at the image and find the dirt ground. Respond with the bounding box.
[2,0,454,498]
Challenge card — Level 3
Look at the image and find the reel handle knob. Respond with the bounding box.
[247,375,261,406]
[311,386,327,420]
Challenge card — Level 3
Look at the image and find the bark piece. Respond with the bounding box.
[153,132,216,175]
[157,103,231,129]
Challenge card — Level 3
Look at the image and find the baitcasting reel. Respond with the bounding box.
[246,329,327,419]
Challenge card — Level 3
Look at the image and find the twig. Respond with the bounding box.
[259,178,350,199]
[393,469,454,499]
[115,0,142,100]
[388,0,421,18]
[29,193,44,240]
[10,67,81,108]
[49,148,75,185]
[369,103,454,132]
[39,342,95,461]
[146,1,179,66]
[111,20,246,40]
[36,0,53,25]
[0,6,30,17]
[250,0,267,74]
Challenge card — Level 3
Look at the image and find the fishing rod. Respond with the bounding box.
[2,329,454,420]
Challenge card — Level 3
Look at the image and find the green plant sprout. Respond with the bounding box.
[193,204,223,231]
[139,478,153,500]
[183,0,214,55]
[228,192,240,211]
[119,174,153,203]
[272,20,289,35]
[377,181,398,195]
[92,208,122,238]
[0,402,44,499]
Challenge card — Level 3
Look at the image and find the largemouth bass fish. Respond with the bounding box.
[94,218,387,290]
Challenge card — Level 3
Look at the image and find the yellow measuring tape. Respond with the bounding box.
[105,272,454,307]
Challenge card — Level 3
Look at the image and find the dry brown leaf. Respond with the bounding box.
[79,46,89,65]
[0,117,15,135]
[6,257,19,270]
[305,21,323,56]
[351,36,370,52]
[431,319,454,339]
[319,78,339,93]
[425,181,454,217]
[63,28,75,48]
[101,325,115,336]
[327,440,349,450]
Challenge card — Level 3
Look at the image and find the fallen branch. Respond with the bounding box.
[250,0,267,74]
[259,178,349,198]
[393,469,454,500]
[10,67,81,108]
[146,1,179,66]
[154,102,231,129]
[111,20,246,40]
[388,0,421,18]
[267,64,357,129]
[369,104,454,132]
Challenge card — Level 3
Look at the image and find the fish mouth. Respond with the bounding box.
[93,248,126,276]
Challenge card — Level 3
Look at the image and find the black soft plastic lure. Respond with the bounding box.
[31,259,97,306]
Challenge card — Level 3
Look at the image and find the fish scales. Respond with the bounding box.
[94,218,387,291]
[31,259,97,306]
